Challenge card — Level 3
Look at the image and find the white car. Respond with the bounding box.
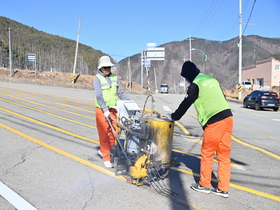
[242,81,251,90]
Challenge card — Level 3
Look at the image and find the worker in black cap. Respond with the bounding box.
[165,61,233,198]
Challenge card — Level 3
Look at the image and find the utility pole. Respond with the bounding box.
[72,16,82,83]
[8,28,14,77]
[140,49,144,88]
[154,67,158,93]
[238,0,242,100]
[127,57,132,90]
[187,35,194,61]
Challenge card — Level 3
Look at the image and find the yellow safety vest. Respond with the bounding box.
[95,74,118,107]
[193,73,230,126]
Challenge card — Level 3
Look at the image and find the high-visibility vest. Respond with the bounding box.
[95,73,118,107]
[193,73,230,127]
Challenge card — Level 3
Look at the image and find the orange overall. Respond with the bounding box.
[95,107,118,161]
[199,116,233,192]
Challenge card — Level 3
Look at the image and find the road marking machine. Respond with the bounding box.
[106,94,179,196]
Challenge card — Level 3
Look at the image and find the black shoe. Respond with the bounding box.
[211,188,229,198]
[190,183,210,194]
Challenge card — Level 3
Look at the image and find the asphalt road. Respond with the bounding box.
[0,82,280,210]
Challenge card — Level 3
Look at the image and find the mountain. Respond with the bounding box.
[1,16,280,91]
[0,16,107,75]
[116,36,280,91]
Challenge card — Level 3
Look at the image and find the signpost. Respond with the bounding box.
[144,60,151,67]
[27,54,36,62]
[27,53,36,75]
[140,43,165,91]
[146,47,165,61]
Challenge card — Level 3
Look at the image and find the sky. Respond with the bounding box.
[1,0,280,62]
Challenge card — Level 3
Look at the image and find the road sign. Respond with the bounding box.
[27,54,36,61]
[146,47,165,61]
[144,60,151,67]
[238,83,242,92]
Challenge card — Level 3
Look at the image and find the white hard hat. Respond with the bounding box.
[98,56,114,69]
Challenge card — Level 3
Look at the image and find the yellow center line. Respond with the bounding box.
[0,98,97,129]
[0,88,93,104]
[2,120,279,203]
[190,114,280,160]
[231,135,280,160]
[1,102,279,203]
[234,121,280,141]
[171,167,280,202]
[0,93,95,119]
[57,103,95,112]
[0,122,205,210]
[0,107,99,145]
[0,123,126,182]
[147,110,280,201]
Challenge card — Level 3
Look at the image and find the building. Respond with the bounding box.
[242,58,280,89]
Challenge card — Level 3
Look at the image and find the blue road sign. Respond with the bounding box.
[27,54,36,61]
[144,60,151,67]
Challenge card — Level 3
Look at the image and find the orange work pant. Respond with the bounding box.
[199,116,233,192]
[95,107,118,161]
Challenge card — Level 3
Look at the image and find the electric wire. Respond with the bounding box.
[194,0,224,38]
[191,0,218,36]
[242,0,257,36]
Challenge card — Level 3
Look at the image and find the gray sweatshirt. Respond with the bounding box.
[94,69,129,112]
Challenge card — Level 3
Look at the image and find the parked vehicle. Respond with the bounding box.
[242,81,252,90]
[160,84,169,94]
[243,90,279,111]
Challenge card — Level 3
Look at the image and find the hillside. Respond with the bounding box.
[117,36,280,91]
[0,67,146,92]
[1,16,280,92]
[0,16,107,75]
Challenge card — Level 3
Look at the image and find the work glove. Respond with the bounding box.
[163,113,173,121]
[104,110,111,118]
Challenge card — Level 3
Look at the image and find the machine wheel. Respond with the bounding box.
[255,103,260,110]
[243,101,248,108]
[273,107,279,112]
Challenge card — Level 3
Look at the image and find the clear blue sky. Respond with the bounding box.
[1,0,279,62]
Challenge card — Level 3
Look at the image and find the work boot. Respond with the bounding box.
[211,188,229,198]
[190,183,210,194]
[104,161,113,168]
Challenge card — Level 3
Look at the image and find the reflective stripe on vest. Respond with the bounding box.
[95,74,118,107]
[193,73,230,127]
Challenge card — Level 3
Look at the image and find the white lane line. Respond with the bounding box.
[0,181,37,210]
[272,119,280,122]
[162,105,172,111]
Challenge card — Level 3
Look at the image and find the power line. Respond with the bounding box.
[196,0,224,37]
[192,0,217,35]
[243,0,257,35]
[192,0,224,38]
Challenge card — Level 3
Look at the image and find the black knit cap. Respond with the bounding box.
[180,61,200,82]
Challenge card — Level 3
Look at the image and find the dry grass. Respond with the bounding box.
[0,68,145,91]
[1,68,279,98]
